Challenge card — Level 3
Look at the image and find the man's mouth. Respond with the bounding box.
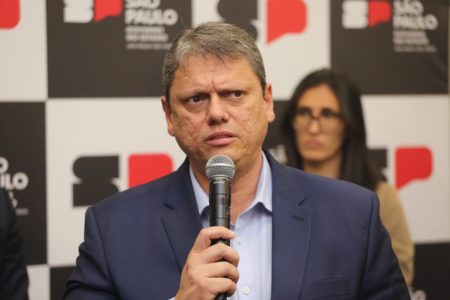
[206,132,236,146]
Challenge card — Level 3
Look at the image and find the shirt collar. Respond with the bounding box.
[190,152,273,217]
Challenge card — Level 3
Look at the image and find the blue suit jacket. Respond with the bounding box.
[65,153,410,299]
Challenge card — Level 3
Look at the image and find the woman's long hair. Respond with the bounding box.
[281,68,384,190]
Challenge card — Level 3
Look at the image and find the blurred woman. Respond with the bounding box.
[281,68,414,287]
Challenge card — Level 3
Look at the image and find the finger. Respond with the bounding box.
[191,227,235,252]
[177,261,238,299]
[204,261,240,283]
[198,242,240,266]
[204,276,237,297]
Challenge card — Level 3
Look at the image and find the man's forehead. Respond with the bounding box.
[172,56,256,87]
[178,53,241,70]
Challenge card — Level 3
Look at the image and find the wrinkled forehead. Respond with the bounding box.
[176,52,243,72]
[173,53,262,91]
[171,56,259,96]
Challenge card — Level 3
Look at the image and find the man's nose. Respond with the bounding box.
[207,95,229,124]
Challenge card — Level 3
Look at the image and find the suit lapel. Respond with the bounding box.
[268,154,312,300]
[160,159,202,270]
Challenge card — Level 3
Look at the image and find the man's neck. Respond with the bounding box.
[228,155,263,223]
[192,153,264,224]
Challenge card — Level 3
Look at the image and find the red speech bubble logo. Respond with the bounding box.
[368,0,391,27]
[94,0,123,22]
[128,153,173,188]
[267,0,307,43]
[0,0,20,29]
[396,147,432,189]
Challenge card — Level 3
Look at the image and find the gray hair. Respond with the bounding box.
[162,22,266,103]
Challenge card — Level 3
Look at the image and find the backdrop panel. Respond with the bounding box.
[47,0,191,98]
[0,0,47,100]
[0,1,448,299]
[363,95,450,243]
[0,102,47,265]
[331,0,449,94]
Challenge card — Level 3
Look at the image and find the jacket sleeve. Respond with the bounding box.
[64,207,119,300]
[376,183,414,286]
[0,189,29,300]
[360,192,411,299]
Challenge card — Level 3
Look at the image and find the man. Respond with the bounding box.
[65,22,410,299]
[0,188,29,300]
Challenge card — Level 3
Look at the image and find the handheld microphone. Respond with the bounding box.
[205,155,235,300]
[205,154,235,244]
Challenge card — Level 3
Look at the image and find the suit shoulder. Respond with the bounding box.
[287,165,371,193]
[284,166,376,208]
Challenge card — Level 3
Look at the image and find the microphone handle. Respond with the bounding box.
[209,178,231,300]
[213,236,228,299]
[211,217,230,246]
[216,294,228,300]
[209,178,231,232]
[211,207,229,300]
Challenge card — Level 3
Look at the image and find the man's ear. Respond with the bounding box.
[161,96,175,136]
[264,83,276,123]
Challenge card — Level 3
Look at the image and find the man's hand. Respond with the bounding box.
[175,226,240,300]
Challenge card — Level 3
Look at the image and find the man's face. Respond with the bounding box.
[162,54,275,177]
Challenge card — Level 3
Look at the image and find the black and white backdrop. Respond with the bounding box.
[0,0,449,299]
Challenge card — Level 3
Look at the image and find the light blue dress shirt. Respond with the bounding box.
[190,153,273,300]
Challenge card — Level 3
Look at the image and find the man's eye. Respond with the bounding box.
[225,90,243,99]
[190,96,201,103]
[187,95,204,104]
[232,91,243,97]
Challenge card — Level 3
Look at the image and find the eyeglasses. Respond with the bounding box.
[292,107,343,133]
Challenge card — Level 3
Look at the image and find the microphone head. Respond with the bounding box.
[205,155,235,180]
